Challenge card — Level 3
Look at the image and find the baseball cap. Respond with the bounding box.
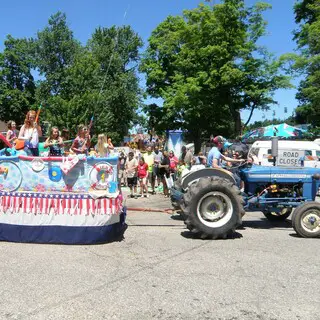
[212,135,225,145]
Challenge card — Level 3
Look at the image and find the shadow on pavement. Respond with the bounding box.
[288,233,303,238]
[170,214,185,221]
[180,230,243,240]
[242,218,292,229]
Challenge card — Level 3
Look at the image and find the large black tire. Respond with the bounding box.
[263,208,292,221]
[183,177,245,239]
[292,202,320,238]
[181,168,235,191]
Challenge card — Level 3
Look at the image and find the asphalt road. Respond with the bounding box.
[0,194,319,320]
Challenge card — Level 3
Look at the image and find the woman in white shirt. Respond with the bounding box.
[18,110,42,156]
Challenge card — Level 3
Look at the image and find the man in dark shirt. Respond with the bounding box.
[118,151,127,186]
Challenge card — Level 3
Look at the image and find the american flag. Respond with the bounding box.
[0,192,121,216]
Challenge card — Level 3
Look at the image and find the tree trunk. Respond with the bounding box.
[242,103,256,131]
[230,108,242,136]
[193,131,202,155]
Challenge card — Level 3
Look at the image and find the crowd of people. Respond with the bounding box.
[114,136,248,199]
[5,109,249,198]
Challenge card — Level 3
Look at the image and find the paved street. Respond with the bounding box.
[0,194,319,320]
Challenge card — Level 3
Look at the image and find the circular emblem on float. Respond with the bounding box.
[31,158,45,172]
[0,161,23,192]
[49,166,62,182]
[89,162,113,190]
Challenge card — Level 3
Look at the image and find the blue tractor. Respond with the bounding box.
[171,144,320,239]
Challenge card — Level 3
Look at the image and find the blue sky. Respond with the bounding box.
[0,0,299,124]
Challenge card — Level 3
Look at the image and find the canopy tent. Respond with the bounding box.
[242,123,306,142]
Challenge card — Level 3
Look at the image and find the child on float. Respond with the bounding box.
[44,126,63,156]
[107,137,114,154]
[71,124,91,155]
[95,134,109,157]
[6,120,18,144]
[137,157,149,198]
[18,110,42,156]
[61,128,71,155]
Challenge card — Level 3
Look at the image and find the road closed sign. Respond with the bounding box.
[277,150,304,167]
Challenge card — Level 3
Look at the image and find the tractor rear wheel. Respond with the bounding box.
[263,208,292,221]
[183,177,244,239]
[292,202,320,238]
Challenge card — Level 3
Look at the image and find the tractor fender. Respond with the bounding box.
[181,167,236,191]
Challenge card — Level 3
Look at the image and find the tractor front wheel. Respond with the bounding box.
[183,177,244,239]
[292,202,320,238]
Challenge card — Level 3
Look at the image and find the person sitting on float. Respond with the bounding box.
[18,110,42,156]
[95,134,109,157]
[44,126,63,156]
[6,120,18,144]
[71,124,91,155]
[107,137,114,154]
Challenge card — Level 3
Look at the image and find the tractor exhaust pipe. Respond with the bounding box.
[271,136,279,166]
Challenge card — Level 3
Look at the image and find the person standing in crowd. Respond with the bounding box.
[18,110,42,156]
[144,146,154,192]
[137,157,149,198]
[125,151,138,198]
[169,150,179,180]
[159,151,170,197]
[185,147,193,168]
[152,145,163,194]
[6,120,18,144]
[192,151,206,165]
[44,127,63,156]
[133,146,141,161]
[118,151,127,187]
[71,124,91,155]
[95,134,109,157]
[208,135,244,168]
[180,146,193,169]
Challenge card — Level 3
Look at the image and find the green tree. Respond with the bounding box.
[34,12,81,96]
[141,1,291,152]
[33,13,143,143]
[0,35,36,124]
[292,0,320,127]
[85,25,143,142]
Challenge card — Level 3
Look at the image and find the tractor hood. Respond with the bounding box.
[242,165,320,184]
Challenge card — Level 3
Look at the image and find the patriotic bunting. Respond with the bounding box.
[0,191,121,216]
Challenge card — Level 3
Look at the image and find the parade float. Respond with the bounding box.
[0,134,126,244]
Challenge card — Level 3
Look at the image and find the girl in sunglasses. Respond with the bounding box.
[71,124,91,155]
